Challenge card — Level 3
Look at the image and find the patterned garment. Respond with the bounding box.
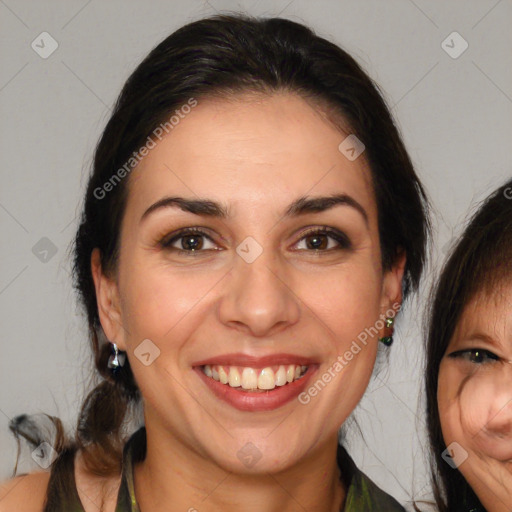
[45,426,405,511]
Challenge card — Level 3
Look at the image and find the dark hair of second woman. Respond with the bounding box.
[423,178,512,511]
[8,12,430,505]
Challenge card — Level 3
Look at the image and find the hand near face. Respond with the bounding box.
[438,287,512,511]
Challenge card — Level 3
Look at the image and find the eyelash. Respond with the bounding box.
[159,226,352,255]
[448,348,500,365]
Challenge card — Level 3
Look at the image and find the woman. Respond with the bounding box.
[1,14,429,511]
[425,179,512,511]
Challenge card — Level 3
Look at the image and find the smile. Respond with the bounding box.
[202,364,308,392]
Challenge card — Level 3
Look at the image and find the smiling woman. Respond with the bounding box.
[1,13,430,512]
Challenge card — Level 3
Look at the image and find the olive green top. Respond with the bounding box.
[44,426,405,511]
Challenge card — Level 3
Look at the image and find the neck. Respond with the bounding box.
[133,422,346,512]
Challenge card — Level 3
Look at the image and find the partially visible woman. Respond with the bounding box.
[424,178,512,512]
[1,14,430,512]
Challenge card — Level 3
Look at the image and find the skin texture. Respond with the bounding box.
[91,91,404,512]
[0,473,51,512]
[438,284,512,512]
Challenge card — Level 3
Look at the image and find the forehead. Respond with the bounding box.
[126,92,376,221]
[454,284,512,341]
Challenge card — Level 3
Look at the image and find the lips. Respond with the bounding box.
[192,352,320,411]
[192,352,318,368]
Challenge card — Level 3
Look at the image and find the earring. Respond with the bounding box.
[107,342,126,371]
[379,317,395,346]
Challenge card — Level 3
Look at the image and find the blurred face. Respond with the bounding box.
[438,283,512,511]
[93,92,403,475]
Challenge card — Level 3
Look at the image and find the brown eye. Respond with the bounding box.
[295,228,351,251]
[304,233,329,250]
[177,234,204,251]
[160,228,217,253]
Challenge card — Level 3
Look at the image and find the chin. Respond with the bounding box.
[204,436,306,474]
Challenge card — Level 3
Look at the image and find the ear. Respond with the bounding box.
[380,249,406,313]
[90,248,127,351]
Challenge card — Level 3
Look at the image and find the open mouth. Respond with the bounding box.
[202,364,308,392]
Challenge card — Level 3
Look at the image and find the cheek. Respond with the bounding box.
[439,365,512,461]
[120,261,218,338]
[460,372,512,460]
[438,364,466,445]
[457,376,493,437]
[327,262,383,332]
[312,266,381,388]
[438,365,489,439]
[297,268,382,358]
[119,241,383,354]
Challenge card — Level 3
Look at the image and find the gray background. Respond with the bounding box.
[1,0,511,508]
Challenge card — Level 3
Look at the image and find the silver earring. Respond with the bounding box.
[108,342,126,370]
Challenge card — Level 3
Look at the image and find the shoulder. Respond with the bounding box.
[349,469,406,511]
[337,444,405,511]
[0,449,122,512]
[0,471,51,512]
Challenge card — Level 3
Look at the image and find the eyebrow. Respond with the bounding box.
[459,332,502,351]
[140,193,369,225]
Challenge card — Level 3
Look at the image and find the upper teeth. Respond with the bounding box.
[203,364,307,390]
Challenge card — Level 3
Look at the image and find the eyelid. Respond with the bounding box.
[159,225,352,252]
[159,227,219,251]
[292,225,352,250]
[447,348,500,363]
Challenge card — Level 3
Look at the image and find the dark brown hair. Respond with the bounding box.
[9,12,430,503]
[423,178,512,511]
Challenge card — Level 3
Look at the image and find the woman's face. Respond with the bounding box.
[93,92,403,474]
[438,283,512,510]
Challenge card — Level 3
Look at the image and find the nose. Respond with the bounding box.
[217,250,301,337]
